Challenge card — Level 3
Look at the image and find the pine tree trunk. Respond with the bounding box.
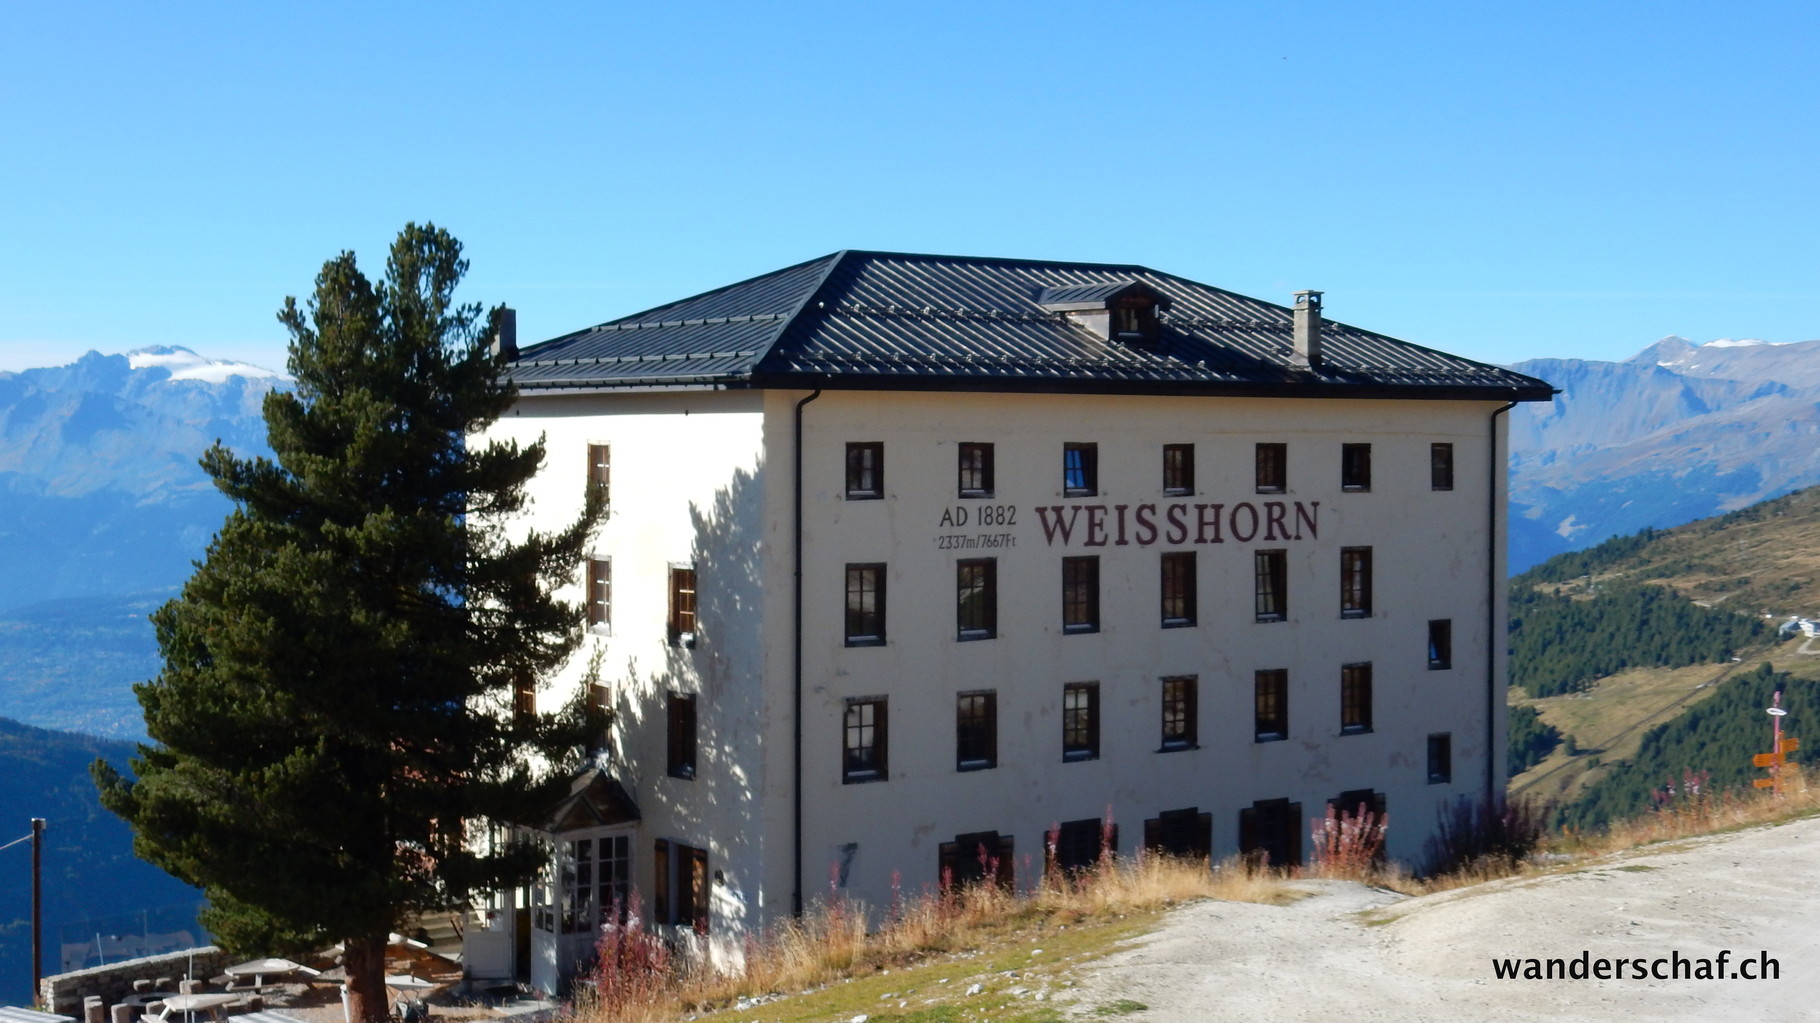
[344,935,390,1023]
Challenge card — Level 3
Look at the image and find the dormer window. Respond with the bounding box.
[1037,280,1171,348]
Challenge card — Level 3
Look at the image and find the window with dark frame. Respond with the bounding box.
[1162,444,1194,495]
[1255,549,1287,622]
[1062,556,1100,633]
[938,831,1014,891]
[1062,681,1100,761]
[1341,443,1372,491]
[956,558,997,640]
[1160,551,1197,627]
[1428,618,1453,669]
[1238,798,1302,867]
[956,690,998,771]
[588,444,610,502]
[1428,733,1453,784]
[1341,662,1373,734]
[669,566,697,643]
[587,682,610,753]
[1160,675,1197,750]
[1255,443,1287,493]
[958,442,995,498]
[587,557,611,627]
[842,697,887,783]
[845,442,883,499]
[1143,807,1212,859]
[513,674,536,724]
[1329,789,1387,823]
[1431,442,1455,491]
[1063,443,1098,497]
[1340,547,1372,618]
[652,839,710,935]
[844,563,886,646]
[1255,668,1287,741]
[667,692,697,779]
[1050,817,1117,874]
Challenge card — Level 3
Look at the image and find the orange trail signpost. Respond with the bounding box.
[1754,692,1798,794]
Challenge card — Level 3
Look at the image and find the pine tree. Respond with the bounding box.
[94,224,601,1022]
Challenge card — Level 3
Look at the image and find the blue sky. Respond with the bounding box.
[3,1,1816,373]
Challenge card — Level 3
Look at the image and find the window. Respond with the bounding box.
[1341,443,1371,491]
[1255,549,1287,622]
[843,697,887,783]
[587,444,610,501]
[1143,807,1212,859]
[1340,547,1372,618]
[1162,444,1194,495]
[667,692,696,779]
[1062,556,1100,633]
[938,831,1014,891]
[513,674,536,724]
[669,566,697,643]
[844,563,886,646]
[586,557,611,628]
[956,558,997,640]
[1049,817,1117,874]
[1255,442,1286,493]
[1063,442,1098,497]
[1062,682,1100,761]
[587,682,610,753]
[652,839,709,934]
[956,691,997,771]
[1330,788,1387,821]
[845,442,883,499]
[558,834,630,934]
[958,442,995,498]
[1341,662,1373,734]
[1428,619,1453,669]
[1238,798,1302,867]
[1160,551,1196,627]
[1254,669,1287,741]
[1431,442,1455,491]
[1160,675,1197,750]
[1428,734,1453,784]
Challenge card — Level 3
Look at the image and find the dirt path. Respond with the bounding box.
[1070,816,1820,1021]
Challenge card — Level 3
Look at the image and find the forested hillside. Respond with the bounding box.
[1508,580,1766,698]
[1507,487,1820,829]
[1561,664,1809,829]
[0,718,201,1002]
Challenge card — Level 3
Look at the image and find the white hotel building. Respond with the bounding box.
[466,250,1554,991]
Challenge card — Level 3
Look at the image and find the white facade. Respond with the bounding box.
[479,386,1514,986]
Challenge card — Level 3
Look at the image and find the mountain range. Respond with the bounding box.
[1507,336,1820,570]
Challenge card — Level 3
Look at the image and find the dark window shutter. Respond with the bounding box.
[653,839,671,924]
[690,846,709,935]
[995,835,1016,890]
[1238,807,1257,859]
[1288,803,1304,866]
[1143,817,1160,853]
[1195,812,1213,858]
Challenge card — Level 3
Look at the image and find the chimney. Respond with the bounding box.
[491,306,518,360]
[1292,290,1323,368]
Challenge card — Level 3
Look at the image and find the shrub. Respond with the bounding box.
[1423,793,1549,876]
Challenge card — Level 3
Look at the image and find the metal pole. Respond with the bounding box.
[32,817,45,1006]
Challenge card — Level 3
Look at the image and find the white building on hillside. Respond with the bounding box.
[465,250,1554,992]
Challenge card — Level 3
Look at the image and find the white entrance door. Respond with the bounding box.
[552,828,634,986]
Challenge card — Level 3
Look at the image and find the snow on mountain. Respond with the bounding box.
[125,345,288,383]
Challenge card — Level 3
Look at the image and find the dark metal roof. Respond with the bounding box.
[509,251,1555,401]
